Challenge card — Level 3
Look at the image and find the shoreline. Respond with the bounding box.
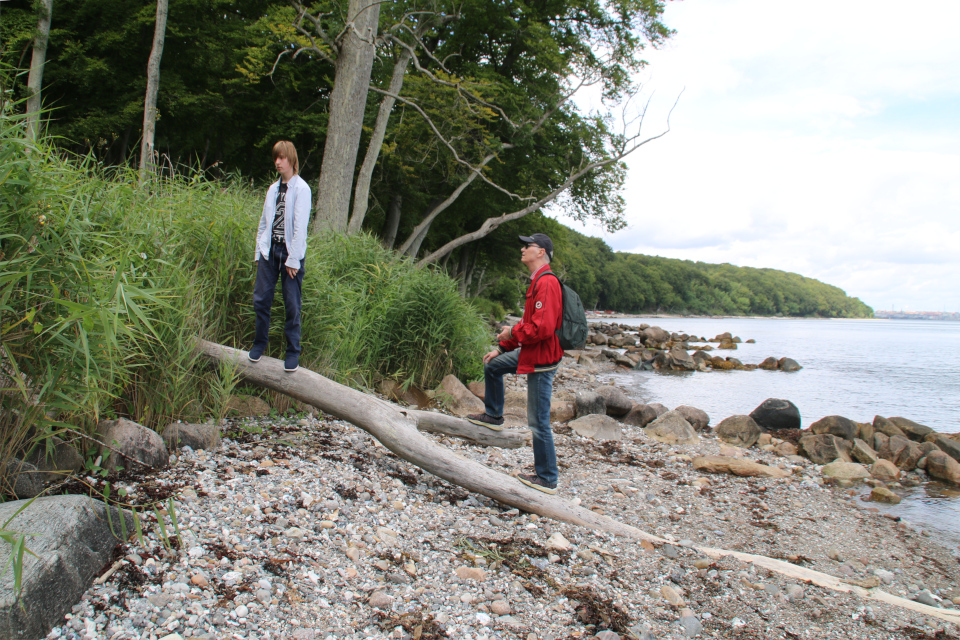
[35,349,960,640]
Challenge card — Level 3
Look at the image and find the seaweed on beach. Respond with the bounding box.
[561,584,632,633]
[374,610,446,639]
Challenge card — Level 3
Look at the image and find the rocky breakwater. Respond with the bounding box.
[581,322,801,374]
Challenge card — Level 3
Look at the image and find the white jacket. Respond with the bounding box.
[255,174,311,270]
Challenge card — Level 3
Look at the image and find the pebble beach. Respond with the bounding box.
[42,357,960,640]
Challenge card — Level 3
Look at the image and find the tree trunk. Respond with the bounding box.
[381,193,402,249]
[139,0,169,181]
[312,0,380,234]
[194,339,960,626]
[347,48,412,234]
[24,0,53,140]
[403,217,432,259]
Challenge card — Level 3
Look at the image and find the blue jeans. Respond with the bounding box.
[483,350,558,485]
[252,241,304,357]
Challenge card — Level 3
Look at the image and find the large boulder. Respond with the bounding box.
[810,415,858,441]
[821,461,871,482]
[161,422,221,451]
[439,375,485,417]
[878,435,924,471]
[594,386,634,417]
[778,357,802,372]
[569,414,623,441]
[675,406,710,431]
[926,434,960,463]
[749,398,801,431]
[668,347,697,371]
[872,416,906,438]
[95,418,169,472]
[714,415,762,448]
[0,496,132,640]
[550,401,575,423]
[924,451,960,485]
[758,357,779,370]
[642,326,670,344]
[1,459,44,499]
[18,436,84,485]
[850,438,879,465]
[889,417,934,442]
[591,332,609,346]
[870,459,901,483]
[648,402,669,417]
[644,411,699,445]
[692,456,790,479]
[858,421,875,443]
[798,434,850,465]
[574,391,606,419]
[623,404,659,428]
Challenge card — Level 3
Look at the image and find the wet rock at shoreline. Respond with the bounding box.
[714,415,762,448]
[749,398,801,431]
[644,411,698,445]
[871,459,901,482]
[869,486,902,504]
[872,415,906,439]
[675,405,710,431]
[799,434,850,465]
[889,417,934,442]
[623,404,658,428]
[594,385,634,417]
[811,415,859,441]
[925,434,960,463]
[821,461,871,482]
[759,356,779,370]
[878,435,923,471]
[779,357,802,372]
[850,438,879,465]
[924,451,960,484]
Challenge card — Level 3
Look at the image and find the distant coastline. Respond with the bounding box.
[874,310,960,321]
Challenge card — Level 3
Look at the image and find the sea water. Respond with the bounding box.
[603,317,960,551]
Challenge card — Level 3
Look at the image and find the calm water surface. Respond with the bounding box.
[602,317,960,551]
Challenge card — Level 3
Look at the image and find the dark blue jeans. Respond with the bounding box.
[252,241,304,357]
[483,350,558,485]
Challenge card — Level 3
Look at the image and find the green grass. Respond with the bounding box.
[0,111,488,474]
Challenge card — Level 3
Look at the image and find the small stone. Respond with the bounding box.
[827,548,842,562]
[368,591,394,608]
[693,558,711,570]
[455,566,487,582]
[679,608,702,638]
[661,584,685,606]
[785,584,805,601]
[235,604,249,618]
[319,520,335,529]
[190,573,209,588]
[490,600,511,615]
[546,532,571,551]
[345,547,361,562]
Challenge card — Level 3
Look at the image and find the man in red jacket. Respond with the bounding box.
[468,233,563,494]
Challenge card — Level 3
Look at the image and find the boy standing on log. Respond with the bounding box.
[248,141,311,373]
[467,233,564,494]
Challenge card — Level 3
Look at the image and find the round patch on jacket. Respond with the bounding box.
[535,301,543,309]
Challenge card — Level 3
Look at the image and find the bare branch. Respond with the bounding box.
[370,87,533,203]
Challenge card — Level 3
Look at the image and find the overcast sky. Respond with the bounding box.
[561,0,960,312]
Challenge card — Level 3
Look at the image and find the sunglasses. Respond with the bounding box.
[523,243,541,250]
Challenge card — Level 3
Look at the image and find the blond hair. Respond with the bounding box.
[272,140,299,174]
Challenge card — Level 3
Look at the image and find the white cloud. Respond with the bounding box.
[561,0,960,312]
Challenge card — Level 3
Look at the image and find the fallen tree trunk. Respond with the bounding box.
[197,340,960,625]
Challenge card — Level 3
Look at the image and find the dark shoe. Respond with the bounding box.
[284,354,299,372]
[248,345,265,363]
[518,473,557,495]
[466,413,505,431]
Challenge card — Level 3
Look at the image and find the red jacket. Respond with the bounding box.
[499,264,564,374]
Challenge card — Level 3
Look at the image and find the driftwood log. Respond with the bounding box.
[198,340,960,625]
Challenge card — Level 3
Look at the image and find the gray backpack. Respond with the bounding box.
[533,271,588,350]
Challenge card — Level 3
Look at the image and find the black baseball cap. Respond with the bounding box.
[518,233,554,260]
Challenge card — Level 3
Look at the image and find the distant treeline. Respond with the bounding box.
[513,230,873,318]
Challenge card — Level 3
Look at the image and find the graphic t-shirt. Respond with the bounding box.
[272,181,288,240]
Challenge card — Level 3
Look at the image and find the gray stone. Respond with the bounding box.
[648,403,669,417]
[915,589,940,608]
[749,398,801,431]
[19,436,84,484]
[95,418,169,472]
[574,391,606,419]
[872,415,906,439]
[778,357,802,372]
[924,451,960,484]
[714,415,762,448]
[623,404,659,428]
[642,326,670,344]
[668,347,697,371]
[1,459,44,499]
[889,417,934,442]
[927,434,960,463]
[879,435,924,471]
[799,434,850,465]
[679,609,703,638]
[758,356,779,370]
[161,423,221,451]
[225,394,271,417]
[569,414,623,441]
[645,411,698,445]
[675,405,710,431]
[0,496,132,640]
[850,438,879,465]
[594,386,634,417]
[810,415,859,441]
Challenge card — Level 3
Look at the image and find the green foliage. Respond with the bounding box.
[0,114,487,476]
[546,229,874,318]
